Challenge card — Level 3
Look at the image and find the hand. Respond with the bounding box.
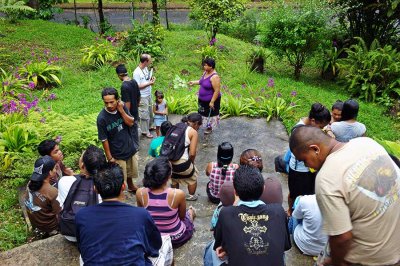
[150,76,156,85]
[209,101,215,109]
[117,100,124,113]
[215,246,227,259]
[108,157,116,163]
[188,81,194,86]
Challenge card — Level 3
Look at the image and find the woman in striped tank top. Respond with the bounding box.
[136,157,196,248]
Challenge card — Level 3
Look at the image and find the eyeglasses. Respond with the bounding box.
[248,156,262,162]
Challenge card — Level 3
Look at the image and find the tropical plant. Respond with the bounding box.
[165,95,197,115]
[0,67,25,93]
[375,139,400,157]
[263,95,299,122]
[320,46,343,80]
[173,75,188,90]
[18,62,61,88]
[258,2,331,80]
[0,149,15,175]
[246,46,271,73]
[0,124,37,152]
[220,93,251,118]
[120,21,165,58]
[189,0,247,42]
[0,0,35,22]
[338,37,400,103]
[194,44,218,61]
[81,41,117,69]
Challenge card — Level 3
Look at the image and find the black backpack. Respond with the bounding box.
[59,175,98,237]
[160,122,189,161]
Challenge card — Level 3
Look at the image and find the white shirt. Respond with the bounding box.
[133,66,152,97]
[292,195,328,256]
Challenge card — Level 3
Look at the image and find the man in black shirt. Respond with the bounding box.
[97,87,139,192]
[214,166,291,266]
[116,64,141,148]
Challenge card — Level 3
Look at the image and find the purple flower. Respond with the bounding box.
[40,117,46,123]
[17,93,25,99]
[276,92,282,98]
[9,90,15,96]
[44,49,50,55]
[241,83,246,88]
[47,60,52,65]
[28,82,35,89]
[209,37,217,46]
[55,135,62,143]
[31,52,35,57]
[2,81,9,86]
[267,78,275,88]
[290,90,297,97]
[48,93,57,100]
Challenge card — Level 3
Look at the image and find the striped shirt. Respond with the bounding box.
[143,188,186,240]
[208,163,238,197]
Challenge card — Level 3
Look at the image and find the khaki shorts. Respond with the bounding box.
[171,158,198,186]
[115,152,139,183]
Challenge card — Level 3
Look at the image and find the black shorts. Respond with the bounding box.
[288,168,316,200]
[198,97,221,117]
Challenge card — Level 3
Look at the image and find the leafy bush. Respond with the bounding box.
[375,139,400,158]
[220,8,260,43]
[18,62,61,88]
[258,2,331,80]
[338,38,400,103]
[165,95,198,115]
[81,41,117,69]
[247,46,271,73]
[320,46,343,80]
[0,67,25,94]
[0,124,38,152]
[173,75,188,90]
[194,44,218,61]
[0,0,35,22]
[120,21,165,58]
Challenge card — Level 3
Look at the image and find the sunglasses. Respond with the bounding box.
[248,156,262,162]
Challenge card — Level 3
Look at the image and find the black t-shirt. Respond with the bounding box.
[121,79,140,121]
[97,107,136,160]
[214,203,291,266]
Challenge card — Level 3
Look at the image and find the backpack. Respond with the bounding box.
[59,175,98,237]
[160,122,189,161]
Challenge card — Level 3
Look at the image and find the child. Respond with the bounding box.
[148,121,172,158]
[153,90,168,137]
[205,142,239,204]
[330,100,343,124]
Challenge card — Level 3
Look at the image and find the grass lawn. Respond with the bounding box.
[0,19,399,250]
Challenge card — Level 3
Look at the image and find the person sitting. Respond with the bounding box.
[239,148,263,172]
[75,164,163,265]
[330,99,366,142]
[136,157,196,248]
[148,121,172,158]
[205,142,239,204]
[291,195,328,256]
[57,145,106,242]
[213,166,291,266]
[330,100,343,124]
[260,174,283,204]
[24,155,61,236]
[38,139,74,186]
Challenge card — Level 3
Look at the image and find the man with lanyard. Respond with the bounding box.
[96,87,139,193]
[133,54,156,139]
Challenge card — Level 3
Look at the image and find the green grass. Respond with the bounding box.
[0,19,399,250]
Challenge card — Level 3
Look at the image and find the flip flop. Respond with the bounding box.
[145,133,153,139]
[186,194,198,201]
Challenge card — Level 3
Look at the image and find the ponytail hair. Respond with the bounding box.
[308,102,331,125]
[181,113,202,126]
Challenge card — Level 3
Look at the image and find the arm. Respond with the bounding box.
[136,188,145,207]
[176,190,187,220]
[164,105,168,115]
[117,101,134,127]
[101,140,115,163]
[133,69,155,90]
[205,162,212,176]
[209,75,221,109]
[188,128,198,162]
[330,231,353,266]
[188,80,200,86]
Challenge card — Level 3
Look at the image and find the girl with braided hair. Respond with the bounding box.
[205,142,239,204]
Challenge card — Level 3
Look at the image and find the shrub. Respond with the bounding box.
[220,8,260,43]
[0,67,25,94]
[0,0,35,22]
[18,62,61,89]
[320,46,343,80]
[338,38,400,103]
[0,124,38,152]
[246,46,271,73]
[120,21,165,58]
[81,41,117,69]
[258,2,331,80]
[194,44,218,61]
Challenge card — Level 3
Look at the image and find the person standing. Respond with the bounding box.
[133,54,156,139]
[116,64,141,148]
[289,126,400,266]
[189,57,221,134]
[96,87,139,192]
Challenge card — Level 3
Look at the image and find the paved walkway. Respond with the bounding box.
[1,115,313,265]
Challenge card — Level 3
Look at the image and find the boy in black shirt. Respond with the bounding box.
[213,166,291,266]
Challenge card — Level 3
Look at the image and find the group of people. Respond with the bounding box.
[22,52,400,266]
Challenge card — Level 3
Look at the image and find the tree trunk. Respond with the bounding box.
[164,0,169,30]
[131,0,135,20]
[294,65,301,80]
[98,0,105,34]
[151,0,159,25]
[74,0,79,25]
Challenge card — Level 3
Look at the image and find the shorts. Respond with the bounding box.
[206,181,221,204]
[154,115,167,127]
[115,152,139,182]
[288,168,316,200]
[171,158,198,186]
[171,211,195,248]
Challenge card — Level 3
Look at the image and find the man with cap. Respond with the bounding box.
[24,155,61,235]
[116,64,141,147]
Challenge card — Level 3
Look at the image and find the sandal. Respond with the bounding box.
[186,194,198,201]
[144,133,153,139]
[204,127,212,135]
[188,205,197,220]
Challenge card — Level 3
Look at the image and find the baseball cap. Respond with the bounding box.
[31,155,56,182]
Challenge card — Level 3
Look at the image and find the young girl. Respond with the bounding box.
[136,157,196,248]
[205,142,239,204]
[330,100,343,124]
[153,90,168,136]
